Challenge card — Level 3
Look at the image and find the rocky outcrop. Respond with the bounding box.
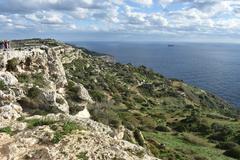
[0,104,22,120]
[0,39,160,160]
[76,83,94,103]
[0,42,92,115]
[0,114,159,160]
[74,106,91,119]
[0,72,18,86]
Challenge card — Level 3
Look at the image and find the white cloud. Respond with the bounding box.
[0,15,12,23]
[25,11,63,24]
[131,0,153,6]
[71,8,90,19]
[158,0,174,7]
[69,24,77,30]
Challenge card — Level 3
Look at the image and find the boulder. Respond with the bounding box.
[74,106,90,119]
[76,83,94,103]
[38,89,69,113]
[0,90,15,103]
[55,94,69,114]
[113,125,125,140]
[0,71,18,86]
[0,104,22,120]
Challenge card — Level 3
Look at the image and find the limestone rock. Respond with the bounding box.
[113,125,125,140]
[38,89,69,114]
[55,94,69,113]
[74,106,90,119]
[0,90,15,105]
[0,71,18,86]
[76,83,94,103]
[46,48,68,88]
[0,104,22,120]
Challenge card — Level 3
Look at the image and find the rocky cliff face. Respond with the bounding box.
[0,39,158,160]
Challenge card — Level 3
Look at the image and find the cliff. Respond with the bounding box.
[0,39,239,160]
[0,39,158,160]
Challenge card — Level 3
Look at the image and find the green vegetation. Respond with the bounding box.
[89,103,122,128]
[52,121,82,143]
[17,73,31,83]
[6,58,19,72]
[23,118,82,144]
[216,142,238,150]
[27,86,41,99]
[17,72,47,88]
[24,118,57,129]
[89,90,107,102]
[0,127,13,135]
[224,146,240,159]
[144,132,234,160]
[62,49,240,159]
[32,72,47,88]
[0,80,6,90]
[76,152,88,160]
[18,85,61,115]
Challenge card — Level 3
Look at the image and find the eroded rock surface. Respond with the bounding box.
[0,39,159,160]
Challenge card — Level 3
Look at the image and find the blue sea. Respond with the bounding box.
[70,41,240,108]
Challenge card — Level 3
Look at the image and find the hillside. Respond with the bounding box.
[0,39,240,160]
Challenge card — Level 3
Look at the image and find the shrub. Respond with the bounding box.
[216,142,238,150]
[27,87,41,99]
[172,114,211,134]
[138,83,155,97]
[182,133,209,147]
[224,146,240,159]
[89,90,107,102]
[76,152,88,160]
[56,97,65,104]
[140,116,157,130]
[91,106,122,128]
[6,58,19,72]
[25,118,57,129]
[0,80,6,90]
[17,73,31,83]
[62,121,80,134]
[18,97,46,111]
[52,121,81,143]
[0,127,12,135]
[32,73,46,88]
[134,129,145,147]
[155,125,171,132]
[112,94,122,104]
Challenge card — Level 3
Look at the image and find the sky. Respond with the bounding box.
[0,0,240,42]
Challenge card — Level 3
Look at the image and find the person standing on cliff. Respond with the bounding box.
[7,40,10,49]
[3,40,7,49]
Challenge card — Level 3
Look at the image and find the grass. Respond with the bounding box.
[27,86,42,99]
[32,72,47,88]
[52,121,82,143]
[0,127,13,135]
[0,80,6,90]
[24,118,82,143]
[76,152,88,160]
[17,72,47,88]
[17,73,31,83]
[143,132,235,160]
[182,133,210,147]
[25,118,57,129]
